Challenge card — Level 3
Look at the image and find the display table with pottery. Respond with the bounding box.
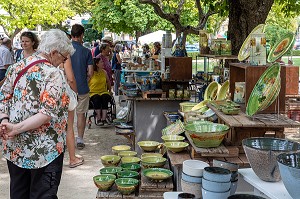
[239,168,292,199]
[207,103,300,152]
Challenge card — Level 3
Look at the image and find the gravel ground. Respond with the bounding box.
[0,98,129,199]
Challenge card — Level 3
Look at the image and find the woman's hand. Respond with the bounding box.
[0,122,18,139]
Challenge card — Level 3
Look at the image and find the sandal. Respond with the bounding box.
[77,142,85,150]
[69,157,84,168]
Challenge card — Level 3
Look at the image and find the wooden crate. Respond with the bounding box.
[166,57,192,81]
[284,66,299,95]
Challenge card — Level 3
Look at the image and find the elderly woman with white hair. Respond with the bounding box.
[0,29,75,199]
[112,43,123,95]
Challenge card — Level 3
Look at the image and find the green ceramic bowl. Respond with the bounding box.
[141,157,167,168]
[138,141,160,152]
[140,153,163,159]
[120,163,141,172]
[161,135,185,142]
[185,121,229,148]
[142,168,173,182]
[112,145,131,155]
[117,170,139,179]
[115,178,139,195]
[164,142,189,153]
[99,167,122,175]
[221,107,240,115]
[100,155,121,167]
[179,102,198,112]
[93,174,116,191]
[118,151,137,157]
[121,157,141,164]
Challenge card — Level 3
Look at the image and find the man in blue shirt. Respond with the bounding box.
[70,24,93,149]
[0,38,14,81]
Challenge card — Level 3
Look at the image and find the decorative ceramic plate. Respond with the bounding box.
[204,81,221,101]
[216,80,229,100]
[246,63,281,116]
[191,99,209,111]
[238,24,265,61]
[162,120,185,135]
[267,32,295,63]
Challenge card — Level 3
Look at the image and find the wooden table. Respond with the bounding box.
[207,103,300,152]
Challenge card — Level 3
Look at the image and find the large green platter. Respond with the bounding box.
[204,81,221,101]
[216,80,229,100]
[246,63,281,116]
[238,24,265,61]
[267,32,295,63]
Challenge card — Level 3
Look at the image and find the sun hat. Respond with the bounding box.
[101,36,113,43]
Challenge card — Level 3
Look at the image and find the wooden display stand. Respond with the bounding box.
[165,57,192,81]
[229,63,299,114]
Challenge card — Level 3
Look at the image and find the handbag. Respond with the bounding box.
[57,68,78,111]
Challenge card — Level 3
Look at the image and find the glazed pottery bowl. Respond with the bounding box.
[202,177,231,192]
[118,151,137,157]
[212,159,239,172]
[142,168,173,182]
[242,137,300,182]
[181,179,202,199]
[101,155,121,167]
[117,170,139,179]
[277,152,300,199]
[204,81,221,101]
[228,194,266,199]
[120,163,141,172]
[178,193,196,199]
[99,167,122,175]
[164,142,189,153]
[112,145,131,155]
[181,172,202,184]
[230,179,238,196]
[185,121,229,148]
[183,160,209,177]
[115,178,139,195]
[201,187,230,199]
[141,157,167,168]
[179,102,198,112]
[138,141,160,152]
[203,167,231,182]
[121,157,141,164]
[161,135,185,142]
[140,153,163,159]
[93,174,116,191]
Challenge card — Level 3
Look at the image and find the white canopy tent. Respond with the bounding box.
[138,30,176,45]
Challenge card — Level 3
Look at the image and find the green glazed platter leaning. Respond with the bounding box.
[246,62,281,116]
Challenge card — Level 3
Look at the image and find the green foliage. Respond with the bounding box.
[187,52,199,60]
[291,50,300,56]
[265,24,294,49]
[83,24,102,42]
[91,0,172,35]
[0,0,74,37]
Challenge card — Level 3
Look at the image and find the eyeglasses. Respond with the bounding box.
[59,52,68,62]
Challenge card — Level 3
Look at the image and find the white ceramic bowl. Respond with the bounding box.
[183,160,209,177]
[202,177,231,192]
[202,187,230,199]
[181,172,202,184]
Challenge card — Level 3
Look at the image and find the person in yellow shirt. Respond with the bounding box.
[89,57,112,126]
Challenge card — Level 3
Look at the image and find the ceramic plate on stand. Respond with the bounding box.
[246,63,281,116]
[217,80,229,100]
[267,32,295,63]
[238,24,265,61]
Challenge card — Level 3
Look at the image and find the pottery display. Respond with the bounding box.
[161,135,185,142]
[142,168,173,182]
[164,142,189,153]
[201,187,230,199]
[141,156,167,168]
[137,141,160,152]
[117,170,139,179]
[202,177,231,192]
[216,80,229,101]
[100,155,121,167]
[120,163,141,172]
[93,174,116,191]
[246,62,281,116]
[238,24,265,61]
[99,167,122,175]
[204,81,221,101]
[118,151,137,157]
[277,152,300,199]
[140,153,163,159]
[203,167,231,183]
[182,160,209,177]
[191,99,209,111]
[115,178,139,195]
[121,157,141,164]
[267,32,295,63]
[112,145,131,155]
[243,137,300,182]
[185,121,229,148]
[181,172,202,184]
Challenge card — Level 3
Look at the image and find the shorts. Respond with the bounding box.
[76,93,89,113]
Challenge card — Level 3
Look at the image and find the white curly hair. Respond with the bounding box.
[38,29,75,55]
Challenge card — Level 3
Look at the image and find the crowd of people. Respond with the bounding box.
[0,24,163,198]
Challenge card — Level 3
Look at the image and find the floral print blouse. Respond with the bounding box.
[0,55,69,169]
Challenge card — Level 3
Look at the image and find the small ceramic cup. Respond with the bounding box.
[178,192,196,199]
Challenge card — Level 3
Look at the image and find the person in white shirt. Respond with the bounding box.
[0,38,14,81]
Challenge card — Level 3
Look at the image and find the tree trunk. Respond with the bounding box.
[228,0,274,55]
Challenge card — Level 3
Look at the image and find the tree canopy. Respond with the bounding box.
[0,0,74,39]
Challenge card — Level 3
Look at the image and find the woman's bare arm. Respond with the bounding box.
[63,56,77,92]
